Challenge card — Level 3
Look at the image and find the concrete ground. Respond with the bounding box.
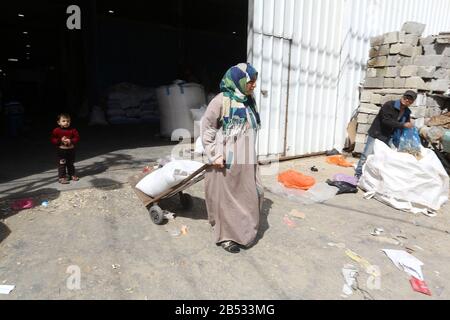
[0,125,449,300]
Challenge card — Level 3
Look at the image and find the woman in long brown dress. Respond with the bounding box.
[201,63,264,254]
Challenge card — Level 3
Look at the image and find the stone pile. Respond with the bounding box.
[355,22,450,153]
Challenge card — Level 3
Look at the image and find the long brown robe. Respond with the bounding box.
[201,93,264,247]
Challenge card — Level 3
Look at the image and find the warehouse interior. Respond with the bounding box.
[0,0,248,134]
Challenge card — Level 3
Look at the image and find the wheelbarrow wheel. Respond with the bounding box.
[180,193,193,210]
[149,205,165,225]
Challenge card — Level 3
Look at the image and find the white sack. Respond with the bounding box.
[136,160,204,197]
[358,139,449,213]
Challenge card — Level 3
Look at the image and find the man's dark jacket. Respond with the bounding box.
[368,100,411,144]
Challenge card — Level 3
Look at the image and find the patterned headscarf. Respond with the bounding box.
[220,63,261,136]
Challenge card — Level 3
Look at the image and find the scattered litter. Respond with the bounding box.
[333,174,358,187]
[405,247,415,254]
[11,198,35,211]
[342,264,358,295]
[326,155,354,167]
[410,277,432,296]
[181,225,188,235]
[288,209,305,220]
[310,166,319,172]
[112,264,120,269]
[169,229,181,237]
[41,200,49,207]
[143,166,151,173]
[372,236,401,246]
[326,179,358,195]
[382,249,424,281]
[163,211,175,220]
[0,285,15,295]
[283,215,296,228]
[345,249,372,273]
[326,149,340,156]
[278,170,316,190]
[266,182,338,204]
[328,242,346,249]
[370,228,384,236]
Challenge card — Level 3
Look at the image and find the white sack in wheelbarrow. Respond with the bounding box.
[136,160,204,198]
[358,139,449,214]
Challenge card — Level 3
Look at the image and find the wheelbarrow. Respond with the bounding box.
[128,164,209,225]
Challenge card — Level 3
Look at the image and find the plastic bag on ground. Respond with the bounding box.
[266,182,338,204]
[333,174,358,186]
[326,155,354,167]
[326,179,358,195]
[278,170,316,190]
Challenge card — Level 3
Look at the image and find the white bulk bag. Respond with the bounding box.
[358,139,449,214]
[136,160,204,197]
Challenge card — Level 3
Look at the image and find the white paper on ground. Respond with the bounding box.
[0,285,15,294]
[342,264,358,295]
[382,249,424,281]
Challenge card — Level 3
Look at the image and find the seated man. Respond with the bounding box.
[355,90,416,179]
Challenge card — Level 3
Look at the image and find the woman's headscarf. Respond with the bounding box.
[219,63,261,136]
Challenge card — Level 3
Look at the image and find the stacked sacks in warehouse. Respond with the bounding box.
[355,22,450,153]
[106,83,160,125]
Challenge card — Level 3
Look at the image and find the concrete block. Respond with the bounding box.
[365,77,385,88]
[360,91,373,103]
[357,124,371,134]
[420,36,436,46]
[441,57,450,68]
[370,93,382,104]
[394,77,406,88]
[366,68,377,78]
[400,65,418,77]
[399,31,406,43]
[387,55,401,66]
[381,95,402,105]
[370,35,385,47]
[390,43,401,54]
[367,115,376,123]
[401,22,426,36]
[369,44,390,58]
[417,66,436,78]
[354,142,366,154]
[434,67,450,79]
[399,57,413,66]
[404,34,419,46]
[368,56,387,67]
[399,43,414,56]
[384,32,399,44]
[414,55,444,67]
[412,46,423,58]
[405,76,427,90]
[359,103,380,115]
[357,113,369,124]
[384,78,394,88]
[427,79,449,92]
[410,106,427,118]
[385,67,399,78]
[372,89,417,95]
[355,134,367,144]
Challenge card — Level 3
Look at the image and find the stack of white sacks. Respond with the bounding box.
[106,83,159,125]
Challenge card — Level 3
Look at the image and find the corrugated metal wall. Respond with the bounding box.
[248,0,450,158]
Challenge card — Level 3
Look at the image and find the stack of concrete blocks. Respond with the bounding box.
[354,22,450,153]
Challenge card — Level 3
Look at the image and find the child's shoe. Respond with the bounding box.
[58,178,70,184]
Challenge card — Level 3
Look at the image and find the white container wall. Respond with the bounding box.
[248,0,450,158]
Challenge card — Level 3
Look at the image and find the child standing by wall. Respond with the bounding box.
[51,114,80,184]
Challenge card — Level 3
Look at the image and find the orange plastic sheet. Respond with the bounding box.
[278,170,316,190]
[326,155,354,168]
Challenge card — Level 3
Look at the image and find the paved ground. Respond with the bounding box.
[1,125,449,300]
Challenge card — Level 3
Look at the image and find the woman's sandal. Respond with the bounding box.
[221,241,240,254]
[70,176,80,181]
